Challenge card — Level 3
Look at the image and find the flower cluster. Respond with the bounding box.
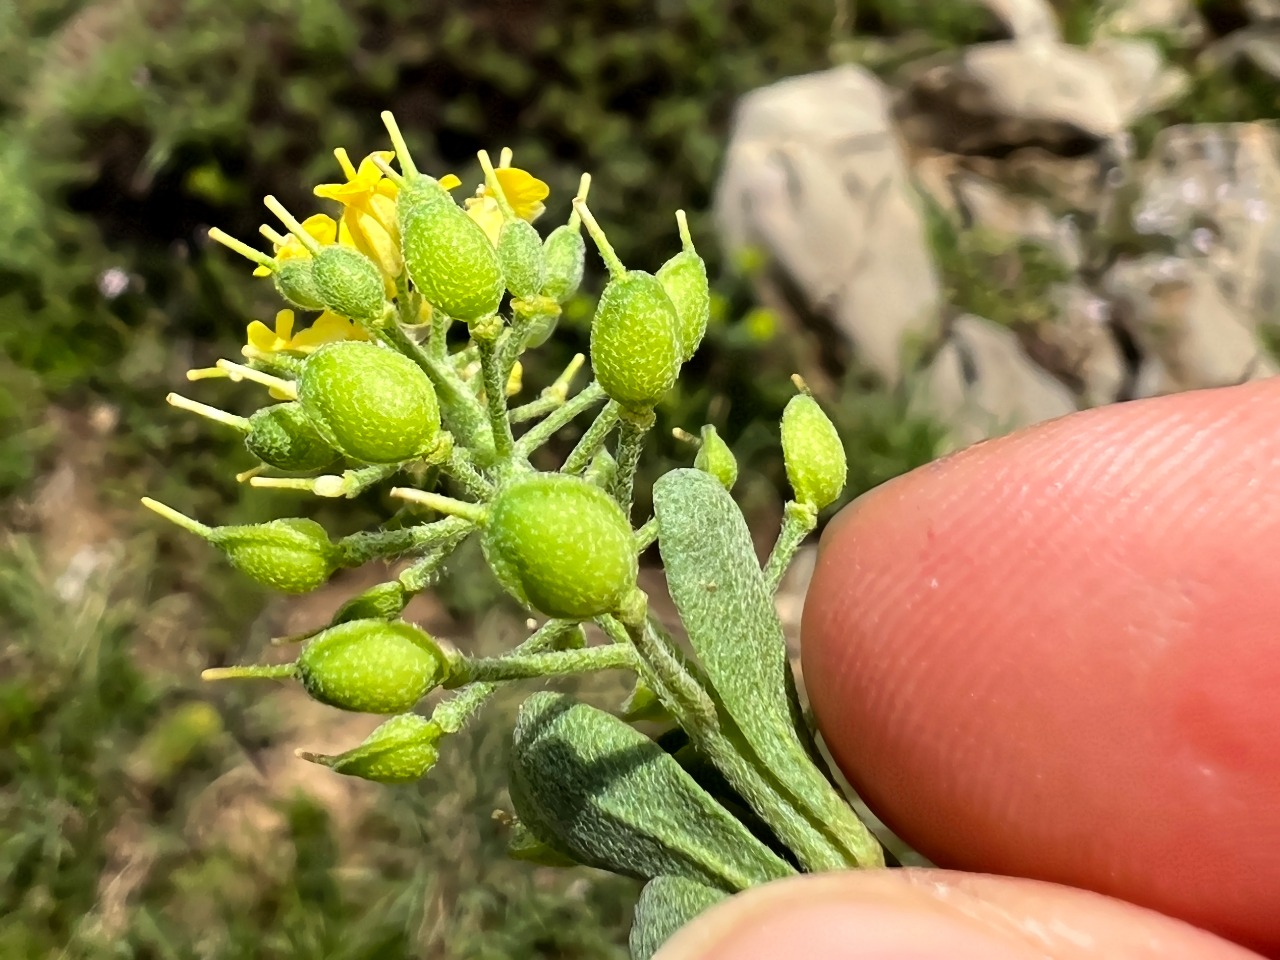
[144,112,872,959]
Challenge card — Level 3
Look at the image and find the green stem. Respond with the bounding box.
[508,393,560,425]
[514,381,607,458]
[250,463,399,499]
[447,644,637,687]
[393,271,421,328]
[398,547,452,593]
[474,326,515,461]
[336,515,474,567]
[442,448,494,500]
[429,312,453,359]
[429,620,583,734]
[634,518,658,553]
[611,410,654,518]
[561,400,621,475]
[763,502,817,591]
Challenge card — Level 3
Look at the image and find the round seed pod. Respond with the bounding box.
[330,580,409,625]
[244,402,340,473]
[208,518,339,594]
[296,619,450,714]
[780,394,847,510]
[540,223,585,303]
[273,259,327,311]
[482,472,638,620]
[307,713,441,783]
[297,341,440,464]
[657,248,710,364]
[398,176,505,321]
[590,272,681,411]
[693,425,737,492]
[311,245,387,322]
[498,219,546,301]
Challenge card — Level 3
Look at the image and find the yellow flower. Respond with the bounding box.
[244,309,370,358]
[315,149,403,280]
[463,193,505,247]
[492,167,549,223]
[252,214,337,277]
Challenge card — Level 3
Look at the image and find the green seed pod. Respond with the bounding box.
[245,402,340,473]
[272,259,326,311]
[780,393,847,510]
[330,579,409,626]
[692,425,737,492]
[482,472,638,620]
[211,517,339,594]
[498,219,545,301]
[590,272,681,410]
[301,713,441,784]
[297,619,450,713]
[657,221,710,364]
[540,223,585,303]
[297,341,440,464]
[310,245,387,322]
[398,177,505,321]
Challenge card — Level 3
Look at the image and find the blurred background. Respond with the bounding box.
[2,0,1276,956]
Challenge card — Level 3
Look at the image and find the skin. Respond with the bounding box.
[657,380,1280,960]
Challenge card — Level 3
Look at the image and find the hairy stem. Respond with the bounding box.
[336,515,475,567]
[447,644,637,687]
[514,381,607,458]
[561,400,621,475]
[763,502,817,591]
[611,409,654,518]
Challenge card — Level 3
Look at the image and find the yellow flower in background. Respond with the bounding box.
[244,309,370,358]
[492,167,548,223]
[315,149,403,280]
[252,214,337,277]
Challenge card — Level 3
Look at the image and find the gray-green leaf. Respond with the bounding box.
[509,692,794,891]
[653,468,883,868]
[630,875,728,960]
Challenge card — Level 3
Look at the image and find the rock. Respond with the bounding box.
[715,66,942,385]
[974,0,1061,42]
[895,41,1126,156]
[1028,284,1130,407]
[1103,255,1276,392]
[1130,123,1280,329]
[915,314,1079,450]
[1094,0,1206,46]
[1246,0,1280,23]
[1202,24,1280,82]
[1087,36,1190,126]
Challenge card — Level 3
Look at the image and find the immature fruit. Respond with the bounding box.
[244,402,339,473]
[309,245,387,322]
[273,259,326,311]
[209,518,339,594]
[657,248,710,364]
[590,272,681,410]
[297,619,450,713]
[297,341,440,464]
[398,176,505,320]
[692,425,737,492]
[780,394,847,510]
[482,472,638,619]
[330,580,409,625]
[498,219,546,300]
[304,713,441,783]
[540,223,585,303]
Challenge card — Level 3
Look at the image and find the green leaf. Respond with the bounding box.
[508,692,794,891]
[653,468,883,868]
[630,876,728,960]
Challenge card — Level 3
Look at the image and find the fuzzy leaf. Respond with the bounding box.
[630,876,728,960]
[509,692,793,891]
[653,468,880,866]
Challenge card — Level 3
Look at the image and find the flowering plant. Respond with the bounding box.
[144,112,883,958]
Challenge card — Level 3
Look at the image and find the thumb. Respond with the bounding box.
[653,870,1263,960]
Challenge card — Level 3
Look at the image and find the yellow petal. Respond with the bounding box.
[465,196,504,247]
[246,320,280,353]
[300,214,338,246]
[252,264,272,277]
[274,309,296,341]
[495,168,550,222]
[355,151,395,186]
[440,173,462,191]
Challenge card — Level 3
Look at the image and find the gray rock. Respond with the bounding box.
[1201,24,1280,81]
[1094,0,1206,46]
[895,41,1126,155]
[915,314,1079,450]
[715,66,942,385]
[1033,284,1129,407]
[1104,255,1276,392]
[1087,36,1190,126]
[1130,123,1280,329]
[973,0,1061,42]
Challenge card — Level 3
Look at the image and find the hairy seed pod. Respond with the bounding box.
[245,402,340,473]
[297,341,440,464]
[590,272,681,411]
[272,259,327,311]
[498,219,546,301]
[482,472,638,619]
[780,394,847,510]
[297,619,450,714]
[303,714,441,783]
[209,518,340,594]
[398,177,505,321]
[692,425,737,492]
[540,223,585,303]
[330,580,409,625]
[657,246,710,364]
[310,245,387,322]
